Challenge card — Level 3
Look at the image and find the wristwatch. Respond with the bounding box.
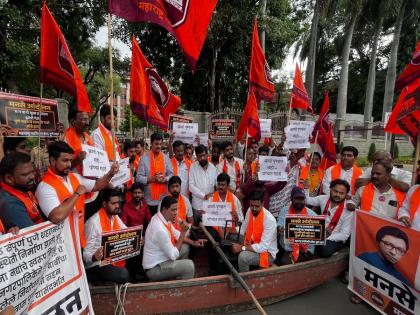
[241,246,246,251]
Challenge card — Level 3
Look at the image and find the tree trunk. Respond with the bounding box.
[306,0,321,105]
[335,13,358,133]
[209,47,218,112]
[382,0,406,120]
[363,17,383,123]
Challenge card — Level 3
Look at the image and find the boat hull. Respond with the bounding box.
[90,250,348,314]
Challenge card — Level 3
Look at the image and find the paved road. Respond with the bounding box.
[234,277,377,315]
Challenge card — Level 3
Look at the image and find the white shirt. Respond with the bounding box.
[170,157,190,196]
[217,158,244,191]
[305,193,353,242]
[398,185,420,230]
[91,124,121,161]
[83,211,127,268]
[189,161,218,209]
[208,193,244,223]
[35,173,95,218]
[360,166,412,185]
[240,208,278,259]
[322,165,357,195]
[142,212,181,269]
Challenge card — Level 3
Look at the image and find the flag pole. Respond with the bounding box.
[243,130,249,183]
[412,131,420,186]
[107,13,117,159]
[37,83,44,171]
[305,129,319,182]
[129,108,133,138]
[287,96,293,126]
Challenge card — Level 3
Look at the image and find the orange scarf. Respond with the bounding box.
[158,214,176,246]
[125,172,134,202]
[288,206,309,263]
[244,209,269,268]
[134,155,141,171]
[360,183,405,217]
[99,124,120,161]
[222,159,241,190]
[98,207,125,267]
[299,166,324,193]
[64,127,94,157]
[331,163,362,195]
[171,157,192,176]
[407,186,420,221]
[42,167,87,248]
[1,182,44,224]
[212,191,237,237]
[172,194,187,231]
[150,151,167,200]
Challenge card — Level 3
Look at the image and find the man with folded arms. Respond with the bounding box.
[83,188,130,283]
[143,196,203,281]
[217,141,244,193]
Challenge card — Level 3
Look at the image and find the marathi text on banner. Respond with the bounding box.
[284,214,326,245]
[168,114,193,131]
[173,122,198,145]
[0,219,93,314]
[202,202,233,227]
[258,156,287,182]
[349,211,420,315]
[196,133,209,147]
[210,119,235,140]
[82,145,110,178]
[259,119,272,138]
[283,121,314,149]
[110,157,131,187]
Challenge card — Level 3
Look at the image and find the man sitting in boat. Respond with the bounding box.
[277,186,317,265]
[231,190,277,272]
[83,188,130,284]
[143,196,202,281]
[305,179,353,257]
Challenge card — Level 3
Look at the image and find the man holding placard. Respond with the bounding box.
[217,141,244,193]
[83,188,130,284]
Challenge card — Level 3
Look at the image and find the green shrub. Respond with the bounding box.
[367,143,376,162]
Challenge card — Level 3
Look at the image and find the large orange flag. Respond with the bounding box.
[395,38,420,91]
[40,3,91,112]
[109,0,217,71]
[237,91,261,142]
[130,36,181,129]
[249,18,275,103]
[290,64,313,114]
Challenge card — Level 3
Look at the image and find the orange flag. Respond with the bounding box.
[249,18,275,103]
[237,91,261,142]
[130,36,181,129]
[395,39,420,91]
[290,64,313,114]
[40,3,91,112]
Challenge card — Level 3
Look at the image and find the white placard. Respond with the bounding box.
[173,122,198,145]
[258,156,287,181]
[110,157,131,187]
[283,122,312,149]
[288,120,315,132]
[260,119,272,138]
[82,145,111,177]
[268,165,299,217]
[202,202,232,227]
[195,133,209,147]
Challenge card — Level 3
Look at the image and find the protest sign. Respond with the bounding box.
[284,214,326,245]
[260,119,272,138]
[210,119,235,140]
[0,218,93,314]
[288,120,315,131]
[0,92,59,137]
[168,114,193,131]
[202,202,232,227]
[196,133,209,147]
[268,165,299,217]
[173,122,198,145]
[110,157,131,187]
[82,145,110,178]
[258,156,287,181]
[284,121,312,149]
[349,211,420,315]
[100,226,142,267]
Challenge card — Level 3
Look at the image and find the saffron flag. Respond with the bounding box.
[320,124,337,170]
[130,35,181,129]
[237,91,261,142]
[395,38,420,91]
[249,17,275,103]
[40,3,91,112]
[108,0,217,71]
[290,64,313,114]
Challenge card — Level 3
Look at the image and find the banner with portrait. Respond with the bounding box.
[349,211,420,315]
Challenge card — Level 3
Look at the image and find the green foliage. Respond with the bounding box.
[367,142,376,162]
[119,105,146,132]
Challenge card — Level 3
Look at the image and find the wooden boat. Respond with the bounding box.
[90,249,349,314]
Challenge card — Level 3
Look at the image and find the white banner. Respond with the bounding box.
[202,202,232,227]
[258,156,287,181]
[260,119,272,138]
[173,122,198,145]
[195,133,209,147]
[0,219,93,314]
[82,145,110,178]
[110,157,131,187]
[268,165,299,217]
[283,122,312,149]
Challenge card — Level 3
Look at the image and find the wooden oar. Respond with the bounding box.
[199,223,268,315]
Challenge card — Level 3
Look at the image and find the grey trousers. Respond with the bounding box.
[146,244,194,281]
[238,251,274,273]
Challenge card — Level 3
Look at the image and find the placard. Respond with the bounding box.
[82,145,110,177]
[268,165,299,217]
[100,226,143,267]
[349,211,420,315]
[0,92,59,137]
[283,121,312,149]
[196,133,209,147]
[260,119,272,138]
[258,156,287,181]
[202,202,232,227]
[0,218,93,314]
[110,157,131,187]
[210,119,235,140]
[284,214,326,245]
[168,114,193,131]
[173,122,198,145]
